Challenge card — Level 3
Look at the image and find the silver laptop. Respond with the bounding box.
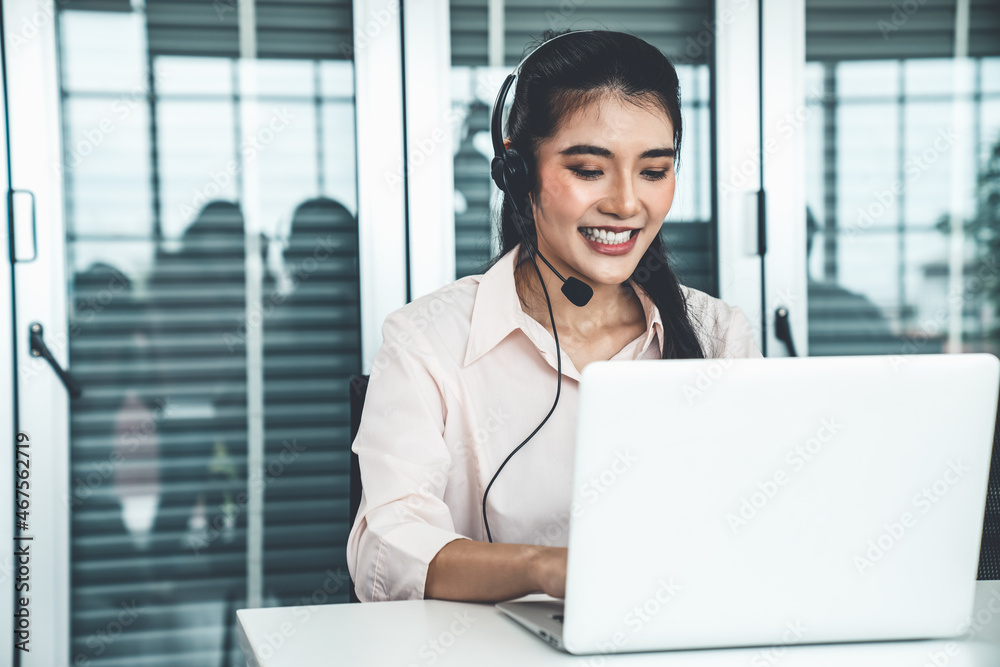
[497,353,1000,654]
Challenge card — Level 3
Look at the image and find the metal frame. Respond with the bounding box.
[715,0,808,357]
[3,1,71,664]
[1,0,413,662]
[355,0,409,372]
[760,0,808,356]
[715,0,765,351]
[402,0,456,300]
[1,18,16,662]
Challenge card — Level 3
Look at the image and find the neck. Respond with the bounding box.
[513,244,645,341]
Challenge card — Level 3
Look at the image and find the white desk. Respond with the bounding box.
[237,581,1000,666]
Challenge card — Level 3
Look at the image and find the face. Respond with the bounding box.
[526,95,676,288]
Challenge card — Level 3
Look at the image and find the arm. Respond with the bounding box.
[425,539,567,602]
[348,311,566,602]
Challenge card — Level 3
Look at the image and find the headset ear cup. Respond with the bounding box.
[490,156,507,194]
[501,147,532,217]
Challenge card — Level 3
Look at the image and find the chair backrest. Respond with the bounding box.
[978,387,1000,579]
[347,374,369,603]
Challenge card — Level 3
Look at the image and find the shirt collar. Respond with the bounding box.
[463,243,664,368]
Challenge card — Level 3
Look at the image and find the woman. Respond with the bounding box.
[347,29,761,603]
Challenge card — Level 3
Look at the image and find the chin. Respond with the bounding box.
[580,265,638,288]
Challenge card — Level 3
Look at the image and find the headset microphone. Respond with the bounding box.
[561,276,593,308]
[507,205,594,308]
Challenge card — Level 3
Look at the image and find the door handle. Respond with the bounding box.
[10,189,38,263]
[774,307,797,357]
[29,322,82,399]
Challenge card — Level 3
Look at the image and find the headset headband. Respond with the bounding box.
[489,29,598,157]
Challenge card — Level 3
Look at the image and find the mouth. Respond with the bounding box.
[578,226,641,255]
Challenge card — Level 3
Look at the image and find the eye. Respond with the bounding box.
[643,169,671,181]
[570,168,602,180]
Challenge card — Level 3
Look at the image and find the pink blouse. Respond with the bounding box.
[347,243,762,601]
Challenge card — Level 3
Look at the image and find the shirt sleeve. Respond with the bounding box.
[346,310,471,602]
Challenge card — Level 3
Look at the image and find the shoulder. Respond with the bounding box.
[389,276,480,327]
[678,285,759,358]
[379,275,482,363]
[679,284,741,323]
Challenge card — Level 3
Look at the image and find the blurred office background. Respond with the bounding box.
[0,0,998,665]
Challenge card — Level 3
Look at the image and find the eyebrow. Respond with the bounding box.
[558,144,675,159]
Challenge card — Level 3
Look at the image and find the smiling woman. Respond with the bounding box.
[347,29,762,605]
[493,30,709,363]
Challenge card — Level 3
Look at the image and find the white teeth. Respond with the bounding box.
[580,227,632,245]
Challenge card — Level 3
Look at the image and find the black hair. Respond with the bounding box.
[485,28,705,359]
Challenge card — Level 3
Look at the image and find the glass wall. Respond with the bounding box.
[59,2,359,665]
[802,0,1000,580]
[804,0,1000,357]
[449,0,718,295]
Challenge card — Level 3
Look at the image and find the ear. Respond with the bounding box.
[503,137,513,152]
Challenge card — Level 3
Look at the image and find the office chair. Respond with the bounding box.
[347,374,369,603]
[978,385,1000,579]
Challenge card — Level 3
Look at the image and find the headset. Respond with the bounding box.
[481,29,596,543]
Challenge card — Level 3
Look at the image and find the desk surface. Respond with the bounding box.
[237,581,1000,666]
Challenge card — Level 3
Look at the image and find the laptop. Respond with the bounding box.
[496,353,1000,655]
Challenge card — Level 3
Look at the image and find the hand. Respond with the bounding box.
[528,546,568,598]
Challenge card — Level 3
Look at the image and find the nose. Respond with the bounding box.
[599,172,641,219]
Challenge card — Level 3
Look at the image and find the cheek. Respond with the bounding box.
[538,165,588,208]
[651,178,676,210]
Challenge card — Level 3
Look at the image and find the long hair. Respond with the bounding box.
[485,29,705,359]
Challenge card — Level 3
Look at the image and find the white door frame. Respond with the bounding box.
[3,1,71,664]
[1,30,16,664]
[401,0,456,300]
[715,0,808,357]
[355,0,411,372]
[3,0,414,663]
[760,0,808,357]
